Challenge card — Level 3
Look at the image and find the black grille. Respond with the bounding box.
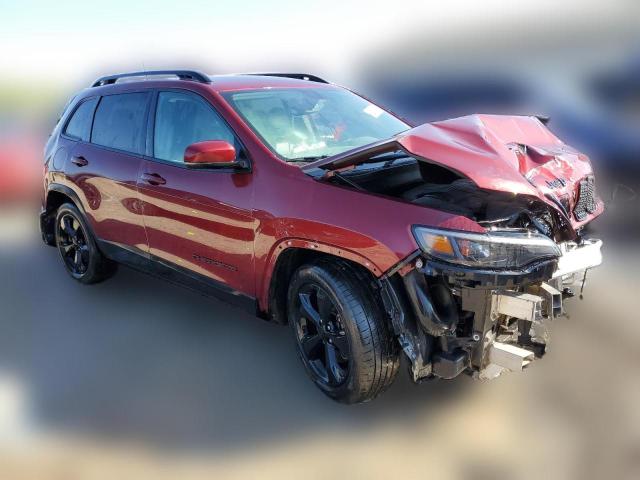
[574,176,597,221]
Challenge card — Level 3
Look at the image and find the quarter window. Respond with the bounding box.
[64,97,98,142]
[91,93,149,154]
[154,91,236,163]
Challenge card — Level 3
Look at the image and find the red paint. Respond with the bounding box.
[184,140,236,164]
[137,156,255,294]
[66,139,149,250]
[42,75,603,316]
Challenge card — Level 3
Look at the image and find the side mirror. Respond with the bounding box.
[184,141,248,169]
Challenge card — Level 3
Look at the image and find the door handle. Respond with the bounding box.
[141,172,166,186]
[71,155,89,167]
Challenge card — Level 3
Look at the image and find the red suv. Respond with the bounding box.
[41,70,604,403]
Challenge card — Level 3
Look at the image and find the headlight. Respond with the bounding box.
[412,226,561,269]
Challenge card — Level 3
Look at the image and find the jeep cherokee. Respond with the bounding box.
[40,70,604,403]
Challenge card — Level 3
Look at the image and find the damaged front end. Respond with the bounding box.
[304,114,605,381]
[379,234,602,382]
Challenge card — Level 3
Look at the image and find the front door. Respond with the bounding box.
[137,90,255,296]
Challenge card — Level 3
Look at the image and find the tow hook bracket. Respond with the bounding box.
[432,349,467,379]
[480,342,536,380]
[489,342,534,371]
[492,291,543,322]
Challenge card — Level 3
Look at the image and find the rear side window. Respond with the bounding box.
[154,91,236,163]
[64,97,98,141]
[92,93,149,154]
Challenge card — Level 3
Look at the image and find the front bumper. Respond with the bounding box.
[382,238,603,382]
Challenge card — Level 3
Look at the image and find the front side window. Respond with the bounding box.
[91,92,149,154]
[154,91,236,163]
[222,87,409,161]
[64,97,98,142]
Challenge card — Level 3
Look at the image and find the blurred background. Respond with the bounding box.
[0,0,638,478]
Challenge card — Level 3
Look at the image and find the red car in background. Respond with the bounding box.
[0,134,41,204]
[40,70,604,403]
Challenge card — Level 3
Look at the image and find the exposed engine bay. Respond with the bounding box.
[326,158,564,239]
[303,114,605,381]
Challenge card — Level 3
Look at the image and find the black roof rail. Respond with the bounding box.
[534,114,551,125]
[91,70,210,87]
[247,73,329,84]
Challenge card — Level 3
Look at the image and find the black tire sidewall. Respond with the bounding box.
[288,261,395,403]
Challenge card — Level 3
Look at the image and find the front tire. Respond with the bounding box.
[54,203,116,284]
[288,259,399,404]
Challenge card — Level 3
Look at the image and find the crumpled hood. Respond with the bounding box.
[397,114,604,228]
[305,114,604,229]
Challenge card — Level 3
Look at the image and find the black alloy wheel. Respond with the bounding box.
[293,282,351,387]
[54,203,116,284]
[57,213,90,278]
[288,259,400,403]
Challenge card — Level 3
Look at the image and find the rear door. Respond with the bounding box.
[67,92,151,251]
[137,89,255,296]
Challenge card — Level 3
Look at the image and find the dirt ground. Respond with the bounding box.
[0,207,638,479]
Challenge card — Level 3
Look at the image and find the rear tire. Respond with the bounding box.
[54,203,116,284]
[288,259,399,404]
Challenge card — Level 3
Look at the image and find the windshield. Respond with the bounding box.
[223,88,409,161]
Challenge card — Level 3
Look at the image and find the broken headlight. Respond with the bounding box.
[412,226,561,269]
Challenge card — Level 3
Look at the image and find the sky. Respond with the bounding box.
[1,0,632,89]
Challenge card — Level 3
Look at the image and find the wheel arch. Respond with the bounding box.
[262,240,382,325]
[41,184,87,246]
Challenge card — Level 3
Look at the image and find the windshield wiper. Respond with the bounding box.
[287,155,329,163]
[366,151,411,165]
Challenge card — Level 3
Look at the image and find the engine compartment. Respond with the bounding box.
[328,155,565,239]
